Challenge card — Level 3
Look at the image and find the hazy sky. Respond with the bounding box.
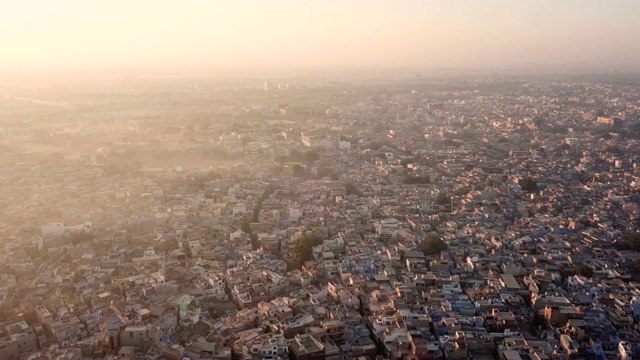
[2,0,639,73]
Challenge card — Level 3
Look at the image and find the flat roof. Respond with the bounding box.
[502,350,523,360]
[500,274,521,290]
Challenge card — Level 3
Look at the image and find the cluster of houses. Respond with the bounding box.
[0,77,640,360]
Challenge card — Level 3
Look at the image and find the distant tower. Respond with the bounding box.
[263,81,270,91]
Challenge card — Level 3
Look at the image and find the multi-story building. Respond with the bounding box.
[0,321,38,359]
[288,334,324,360]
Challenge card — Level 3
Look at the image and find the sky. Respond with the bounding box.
[1,0,639,74]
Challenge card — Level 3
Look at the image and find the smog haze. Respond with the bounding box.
[2,0,640,77]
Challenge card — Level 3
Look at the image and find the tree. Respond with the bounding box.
[629,260,640,280]
[518,177,538,192]
[200,170,222,183]
[605,145,623,155]
[403,175,430,185]
[292,164,306,177]
[316,167,338,180]
[420,234,448,256]
[288,150,303,162]
[617,231,640,252]
[579,198,592,206]
[558,143,571,151]
[400,158,415,167]
[104,155,142,176]
[70,231,94,245]
[293,234,322,266]
[190,113,211,130]
[574,264,594,278]
[435,193,451,205]
[343,182,363,196]
[529,140,542,150]
[599,132,613,140]
[302,150,319,163]
[202,145,233,160]
[442,138,459,147]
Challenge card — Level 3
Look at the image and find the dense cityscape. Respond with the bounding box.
[0,72,639,360]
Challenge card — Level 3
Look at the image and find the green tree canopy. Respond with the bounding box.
[303,150,319,163]
[420,234,448,256]
[202,145,234,160]
[104,158,142,176]
[293,234,322,266]
[518,177,538,192]
[343,182,363,196]
[292,164,306,178]
[404,175,430,185]
[617,231,640,252]
[435,193,451,205]
[574,264,594,278]
[316,167,339,180]
[70,231,94,245]
[200,170,222,182]
[400,158,415,167]
[288,149,303,162]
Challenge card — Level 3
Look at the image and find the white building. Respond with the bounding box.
[41,220,65,237]
[289,204,303,221]
[619,341,633,360]
[65,221,93,234]
[133,249,162,263]
[338,140,351,150]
